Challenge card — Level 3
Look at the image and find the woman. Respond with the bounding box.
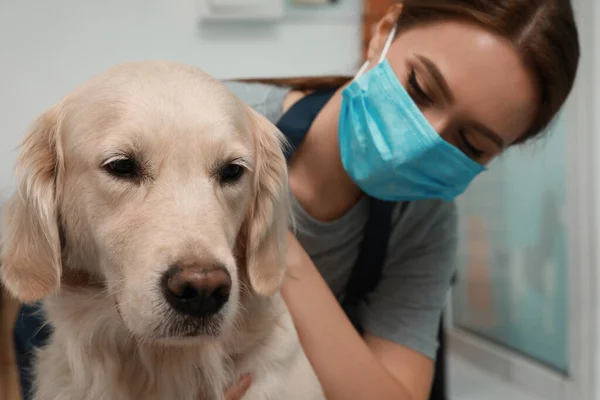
[222,1,579,399]
[14,1,579,400]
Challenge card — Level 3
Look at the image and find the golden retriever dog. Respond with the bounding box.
[0,61,324,400]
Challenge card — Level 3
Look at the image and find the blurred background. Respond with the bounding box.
[0,0,598,399]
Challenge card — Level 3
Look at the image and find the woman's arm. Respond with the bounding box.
[0,288,22,400]
[282,232,434,400]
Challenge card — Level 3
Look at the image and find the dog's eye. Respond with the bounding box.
[219,163,244,184]
[102,157,139,179]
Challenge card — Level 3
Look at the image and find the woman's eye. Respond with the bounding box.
[102,157,140,179]
[407,68,433,105]
[459,131,485,159]
[219,163,244,184]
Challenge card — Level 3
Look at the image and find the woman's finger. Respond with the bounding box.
[223,374,252,400]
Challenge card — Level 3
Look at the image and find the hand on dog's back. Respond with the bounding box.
[222,375,252,400]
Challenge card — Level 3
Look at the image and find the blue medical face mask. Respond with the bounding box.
[338,25,486,202]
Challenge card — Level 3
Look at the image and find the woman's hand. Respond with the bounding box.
[281,231,416,400]
[223,375,252,400]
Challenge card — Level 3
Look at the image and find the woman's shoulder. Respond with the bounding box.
[222,81,290,124]
[390,199,457,250]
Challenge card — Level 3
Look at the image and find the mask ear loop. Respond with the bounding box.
[355,61,370,79]
[355,23,398,79]
[378,22,398,64]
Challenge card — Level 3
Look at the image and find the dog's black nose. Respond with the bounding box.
[161,264,231,318]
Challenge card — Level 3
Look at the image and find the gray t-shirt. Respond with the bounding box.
[224,81,458,360]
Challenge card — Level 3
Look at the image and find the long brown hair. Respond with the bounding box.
[238,0,580,143]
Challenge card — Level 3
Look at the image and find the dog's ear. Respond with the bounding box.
[0,107,64,303]
[242,108,290,297]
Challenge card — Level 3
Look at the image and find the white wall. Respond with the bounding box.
[590,0,600,397]
[565,0,600,399]
[0,0,362,195]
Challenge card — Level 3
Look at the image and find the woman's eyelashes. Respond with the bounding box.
[458,130,485,159]
[407,67,433,106]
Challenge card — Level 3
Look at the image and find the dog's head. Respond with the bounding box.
[0,61,289,341]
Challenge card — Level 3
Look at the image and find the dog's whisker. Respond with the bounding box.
[88,288,112,301]
[33,319,53,339]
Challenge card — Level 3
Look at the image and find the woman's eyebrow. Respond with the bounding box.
[416,54,454,103]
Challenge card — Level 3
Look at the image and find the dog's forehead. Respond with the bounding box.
[63,62,254,160]
[72,63,244,127]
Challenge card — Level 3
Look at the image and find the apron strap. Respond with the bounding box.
[276,88,338,161]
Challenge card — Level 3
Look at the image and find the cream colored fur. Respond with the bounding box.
[0,61,323,400]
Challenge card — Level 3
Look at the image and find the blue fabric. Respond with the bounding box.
[338,59,485,201]
[14,303,51,400]
[276,87,337,162]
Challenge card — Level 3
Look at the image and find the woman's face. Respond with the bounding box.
[370,17,538,165]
